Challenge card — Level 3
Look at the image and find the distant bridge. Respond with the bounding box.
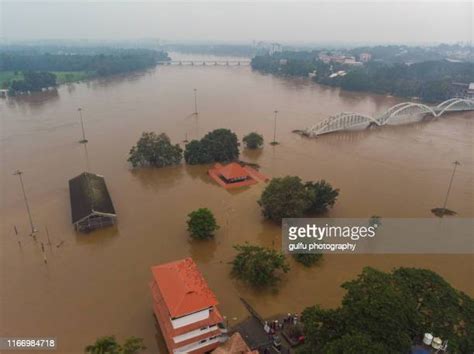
[303,98,474,137]
[158,60,251,66]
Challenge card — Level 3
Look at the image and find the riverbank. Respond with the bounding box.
[0,70,90,89]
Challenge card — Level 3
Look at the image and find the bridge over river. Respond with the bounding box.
[302,98,474,137]
[158,59,251,66]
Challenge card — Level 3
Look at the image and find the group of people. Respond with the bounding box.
[263,313,299,335]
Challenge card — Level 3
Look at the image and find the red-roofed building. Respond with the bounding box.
[208,162,269,189]
[150,258,228,353]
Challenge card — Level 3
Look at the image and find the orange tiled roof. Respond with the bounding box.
[217,163,249,180]
[212,333,254,354]
[151,258,218,318]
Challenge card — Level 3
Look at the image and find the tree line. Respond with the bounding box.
[1,49,170,94]
[251,53,474,102]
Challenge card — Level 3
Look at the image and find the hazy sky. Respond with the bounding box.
[1,1,472,44]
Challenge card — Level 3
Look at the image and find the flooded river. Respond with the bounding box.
[1,54,473,353]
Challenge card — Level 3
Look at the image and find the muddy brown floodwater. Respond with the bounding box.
[1,53,473,353]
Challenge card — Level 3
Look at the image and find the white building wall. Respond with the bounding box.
[171,308,210,329]
[173,325,218,343]
[173,335,223,353]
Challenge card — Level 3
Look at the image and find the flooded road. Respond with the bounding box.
[1,54,473,353]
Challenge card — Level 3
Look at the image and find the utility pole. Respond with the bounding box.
[271,110,279,145]
[442,161,461,211]
[13,170,37,236]
[78,107,88,143]
[193,89,198,116]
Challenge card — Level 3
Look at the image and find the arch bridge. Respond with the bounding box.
[304,98,474,137]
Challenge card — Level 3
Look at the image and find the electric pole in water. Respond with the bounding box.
[13,170,37,236]
[272,110,279,145]
[442,160,461,211]
[78,107,88,143]
[193,88,198,116]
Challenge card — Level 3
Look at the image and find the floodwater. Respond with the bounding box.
[1,53,473,353]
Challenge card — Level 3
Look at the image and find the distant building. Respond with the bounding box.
[329,70,347,78]
[150,258,228,353]
[279,59,288,65]
[68,172,116,232]
[359,52,372,62]
[269,43,282,55]
[344,58,363,66]
[208,162,268,189]
[450,82,474,99]
[318,54,331,63]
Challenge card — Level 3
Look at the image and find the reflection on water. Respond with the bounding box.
[1,55,473,353]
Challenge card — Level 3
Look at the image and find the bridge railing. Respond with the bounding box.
[304,98,474,137]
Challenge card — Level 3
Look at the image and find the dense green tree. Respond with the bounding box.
[184,129,239,165]
[187,208,219,240]
[121,337,147,354]
[243,132,264,149]
[304,180,339,214]
[231,244,289,287]
[9,71,57,94]
[183,140,211,165]
[300,267,474,353]
[200,129,240,162]
[322,333,388,354]
[85,336,145,354]
[258,176,311,222]
[293,253,322,267]
[128,132,182,168]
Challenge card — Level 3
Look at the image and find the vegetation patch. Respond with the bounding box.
[231,244,289,288]
[298,267,474,353]
[184,128,240,165]
[258,176,339,222]
[128,132,182,168]
[187,208,219,240]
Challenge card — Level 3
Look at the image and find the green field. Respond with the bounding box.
[0,71,90,89]
[0,71,23,88]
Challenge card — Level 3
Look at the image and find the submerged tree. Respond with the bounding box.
[184,129,240,165]
[304,180,339,214]
[293,253,322,267]
[258,176,311,222]
[243,132,264,149]
[231,244,289,287]
[259,177,340,222]
[187,208,219,240]
[85,336,146,354]
[128,132,182,168]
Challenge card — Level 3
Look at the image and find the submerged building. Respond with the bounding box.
[212,332,258,354]
[150,258,227,353]
[68,172,116,232]
[208,162,268,189]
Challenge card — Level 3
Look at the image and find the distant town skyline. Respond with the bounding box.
[1,1,472,44]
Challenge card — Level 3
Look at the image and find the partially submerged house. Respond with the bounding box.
[150,258,227,353]
[68,172,116,232]
[212,332,258,354]
[208,162,268,189]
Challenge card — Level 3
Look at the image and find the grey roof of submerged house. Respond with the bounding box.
[68,172,116,224]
